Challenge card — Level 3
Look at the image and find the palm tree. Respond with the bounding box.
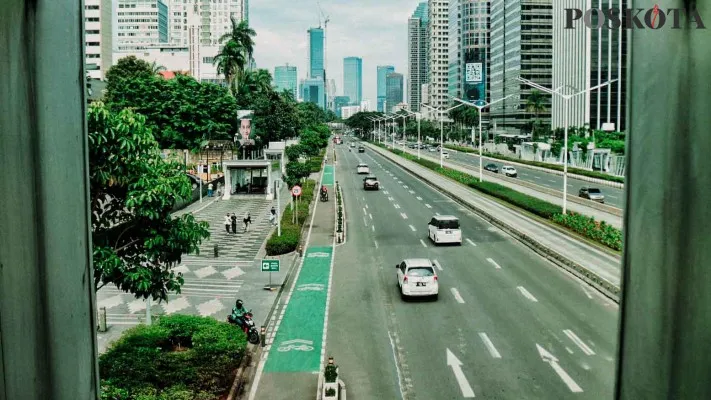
[220,18,256,61]
[238,69,273,97]
[214,40,247,95]
[526,90,546,140]
[149,61,166,76]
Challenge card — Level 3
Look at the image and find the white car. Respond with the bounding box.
[501,165,518,177]
[396,259,439,300]
[350,142,356,148]
[429,147,438,152]
[427,215,462,245]
[442,151,450,159]
[356,163,370,174]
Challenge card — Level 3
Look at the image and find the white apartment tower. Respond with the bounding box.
[115,0,170,51]
[84,0,112,79]
[427,0,449,111]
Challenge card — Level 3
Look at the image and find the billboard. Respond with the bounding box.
[464,48,486,103]
[236,110,255,146]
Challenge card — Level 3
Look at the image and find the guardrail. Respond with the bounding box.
[368,143,621,303]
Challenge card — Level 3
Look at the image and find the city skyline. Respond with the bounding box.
[343,56,363,105]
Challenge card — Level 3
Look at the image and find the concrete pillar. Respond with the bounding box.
[223,166,231,200]
[0,1,99,399]
[616,2,711,399]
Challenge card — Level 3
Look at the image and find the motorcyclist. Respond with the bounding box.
[230,299,247,328]
[320,185,328,200]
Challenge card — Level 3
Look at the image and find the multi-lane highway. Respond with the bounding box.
[399,143,625,209]
[326,141,619,399]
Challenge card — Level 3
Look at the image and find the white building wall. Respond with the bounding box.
[428,0,449,109]
[85,0,112,79]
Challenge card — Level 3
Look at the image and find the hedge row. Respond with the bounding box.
[307,148,327,173]
[384,145,622,251]
[99,314,247,400]
[265,179,317,255]
[443,144,625,184]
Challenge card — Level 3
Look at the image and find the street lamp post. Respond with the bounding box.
[400,109,421,158]
[517,77,617,214]
[422,103,465,167]
[452,94,516,181]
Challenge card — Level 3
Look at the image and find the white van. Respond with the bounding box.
[427,215,462,245]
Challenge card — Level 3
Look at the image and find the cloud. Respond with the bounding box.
[251,0,422,105]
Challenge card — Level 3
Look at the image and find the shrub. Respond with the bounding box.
[99,315,247,400]
[325,388,336,397]
[324,364,338,383]
[265,180,317,255]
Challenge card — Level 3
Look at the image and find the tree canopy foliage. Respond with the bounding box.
[88,102,210,301]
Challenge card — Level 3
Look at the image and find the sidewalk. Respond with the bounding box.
[367,143,622,288]
[249,159,336,399]
[96,184,293,353]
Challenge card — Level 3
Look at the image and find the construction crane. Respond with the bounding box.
[317,0,330,110]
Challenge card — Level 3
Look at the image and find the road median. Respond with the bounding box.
[367,142,621,303]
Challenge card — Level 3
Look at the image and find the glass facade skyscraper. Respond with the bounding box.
[408,2,429,112]
[386,72,404,113]
[377,65,395,112]
[301,77,326,109]
[308,27,325,79]
[343,57,363,105]
[274,65,298,99]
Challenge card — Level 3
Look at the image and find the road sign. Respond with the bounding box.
[261,259,280,272]
[292,185,302,196]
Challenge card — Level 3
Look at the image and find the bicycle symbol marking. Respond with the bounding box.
[277,339,314,352]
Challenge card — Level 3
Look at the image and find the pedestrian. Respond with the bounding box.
[207,182,213,197]
[269,206,277,226]
[243,211,252,232]
[231,213,237,234]
[224,214,231,233]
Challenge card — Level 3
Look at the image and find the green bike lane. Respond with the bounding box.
[250,161,336,399]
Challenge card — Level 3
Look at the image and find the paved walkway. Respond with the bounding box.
[96,185,292,353]
[250,160,336,399]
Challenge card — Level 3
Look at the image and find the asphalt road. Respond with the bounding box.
[326,143,619,399]
[403,143,625,209]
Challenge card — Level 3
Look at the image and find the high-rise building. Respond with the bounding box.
[327,78,337,111]
[343,57,363,105]
[274,64,298,98]
[489,0,553,133]
[377,65,395,112]
[334,96,351,118]
[448,1,490,119]
[408,2,429,112]
[116,0,169,51]
[308,27,325,79]
[301,77,326,109]
[386,72,404,113]
[552,0,627,132]
[428,0,449,110]
[85,0,112,79]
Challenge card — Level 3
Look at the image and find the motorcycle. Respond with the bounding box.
[320,190,328,202]
[227,310,260,345]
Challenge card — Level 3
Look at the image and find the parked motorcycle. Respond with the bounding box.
[227,310,260,344]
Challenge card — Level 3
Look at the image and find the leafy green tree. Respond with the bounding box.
[344,111,384,136]
[106,56,155,96]
[238,68,273,97]
[284,161,311,188]
[297,102,328,130]
[88,103,210,301]
[526,90,547,139]
[105,73,238,149]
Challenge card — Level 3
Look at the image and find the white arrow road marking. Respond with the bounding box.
[451,288,465,304]
[433,260,443,271]
[536,344,583,393]
[466,238,477,247]
[409,225,416,232]
[383,191,390,195]
[388,197,395,201]
[394,204,401,209]
[401,213,408,220]
[478,333,502,359]
[563,330,595,356]
[425,203,432,208]
[446,349,475,398]
[416,196,423,200]
[517,286,538,302]
[487,258,502,269]
[420,239,428,248]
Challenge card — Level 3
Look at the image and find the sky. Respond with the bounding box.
[251,0,422,105]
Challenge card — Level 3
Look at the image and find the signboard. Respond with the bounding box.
[261,259,280,272]
[464,49,486,102]
[292,185,302,197]
[235,110,256,147]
